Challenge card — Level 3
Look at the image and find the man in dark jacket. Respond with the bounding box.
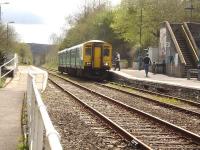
[143,54,151,77]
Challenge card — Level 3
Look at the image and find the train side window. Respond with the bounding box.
[85,48,92,56]
[103,49,109,56]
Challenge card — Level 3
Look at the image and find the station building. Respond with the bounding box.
[149,21,200,77]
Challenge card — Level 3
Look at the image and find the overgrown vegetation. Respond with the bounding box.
[0,23,33,66]
[45,0,200,68]
[0,78,6,88]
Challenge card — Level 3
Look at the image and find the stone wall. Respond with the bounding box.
[110,72,200,103]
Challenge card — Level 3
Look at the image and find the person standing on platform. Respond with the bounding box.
[152,62,156,74]
[114,52,120,71]
[143,54,151,77]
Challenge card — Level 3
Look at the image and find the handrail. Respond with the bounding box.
[0,56,15,68]
[27,72,62,150]
[181,25,199,64]
[183,22,199,54]
[164,21,186,65]
[0,53,18,80]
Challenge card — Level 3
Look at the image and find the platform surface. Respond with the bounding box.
[111,69,200,90]
[0,66,47,150]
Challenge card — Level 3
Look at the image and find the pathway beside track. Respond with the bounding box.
[0,66,28,149]
[0,66,47,150]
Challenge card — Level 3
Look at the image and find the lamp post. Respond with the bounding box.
[138,0,143,70]
[0,2,9,22]
[7,21,14,50]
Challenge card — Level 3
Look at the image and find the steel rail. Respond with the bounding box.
[45,69,200,116]
[108,82,200,107]
[48,72,200,144]
[48,77,152,150]
[45,68,200,107]
[96,83,200,117]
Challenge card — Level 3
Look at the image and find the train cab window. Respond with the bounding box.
[103,49,110,56]
[85,48,92,56]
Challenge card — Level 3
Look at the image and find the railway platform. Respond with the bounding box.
[111,69,200,102]
[0,66,47,150]
[112,69,200,90]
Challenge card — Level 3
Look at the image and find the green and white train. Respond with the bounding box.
[58,40,112,78]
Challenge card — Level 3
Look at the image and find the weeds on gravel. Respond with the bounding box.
[17,137,28,150]
[157,97,179,105]
[107,83,180,105]
[0,78,5,88]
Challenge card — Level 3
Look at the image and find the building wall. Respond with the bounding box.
[159,23,184,77]
[148,47,159,63]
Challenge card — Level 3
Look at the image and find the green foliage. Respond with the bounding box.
[0,23,18,65]
[59,1,132,59]
[0,23,33,66]
[111,0,200,55]
[17,137,28,150]
[0,78,6,88]
[15,43,33,65]
[46,0,200,66]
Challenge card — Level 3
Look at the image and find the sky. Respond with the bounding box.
[2,0,121,44]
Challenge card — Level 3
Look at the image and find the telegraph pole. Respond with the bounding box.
[138,0,143,70]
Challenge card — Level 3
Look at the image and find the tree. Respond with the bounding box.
[16,43,32,64]
[0,23,18,65]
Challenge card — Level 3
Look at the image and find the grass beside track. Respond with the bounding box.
[105,83,181,105]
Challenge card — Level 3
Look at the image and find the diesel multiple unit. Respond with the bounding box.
[58,40,112,78]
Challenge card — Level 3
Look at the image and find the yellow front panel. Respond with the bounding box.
[94,47,101,68]
[83,44,92,67]
[103,44,112,68]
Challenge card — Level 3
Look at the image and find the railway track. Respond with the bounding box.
[48,72,200,149]
[44,82,132,149]
[46,70,200,135]
[96,82,200,116]
[107,82,200,107]
[45,68,200,108]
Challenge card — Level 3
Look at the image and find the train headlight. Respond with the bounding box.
[104,62,108,66]
[86,62,91,66]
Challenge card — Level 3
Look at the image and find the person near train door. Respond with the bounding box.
[143,54,151,77]
[114,52,120,71]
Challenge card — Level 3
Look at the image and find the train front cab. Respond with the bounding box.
[83,42,112,76]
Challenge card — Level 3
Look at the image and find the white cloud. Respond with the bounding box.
[2,0,121,44]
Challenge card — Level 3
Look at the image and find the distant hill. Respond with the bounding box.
[27,43,53,66]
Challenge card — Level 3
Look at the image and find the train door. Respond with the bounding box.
[93,47,101,68]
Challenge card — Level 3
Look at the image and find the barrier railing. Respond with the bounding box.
[27,72,62,150]
[0,53,18,81]
[182,24,199,64]
[165,21,186,65]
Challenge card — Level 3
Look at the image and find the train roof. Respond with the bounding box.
[58,40,108,54]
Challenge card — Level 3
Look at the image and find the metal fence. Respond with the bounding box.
[0,53,18,81]
[27,72,62,150]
